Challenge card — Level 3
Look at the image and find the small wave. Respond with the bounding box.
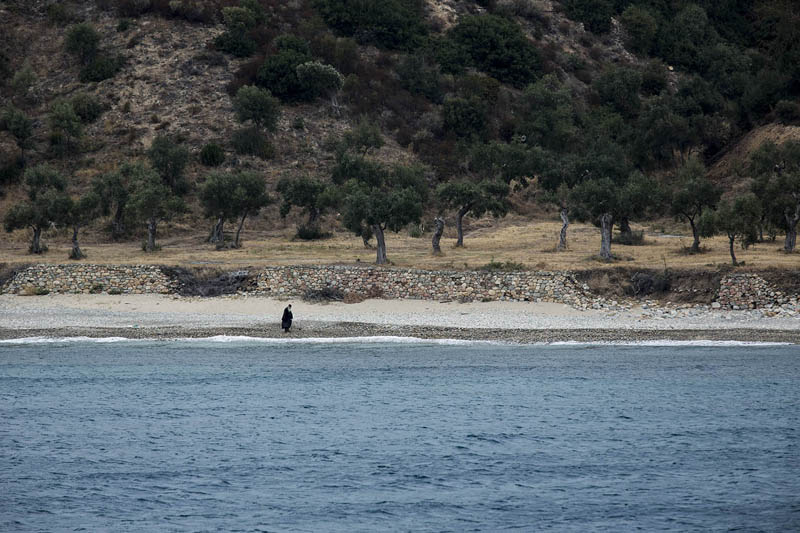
[0,335,503,346]
[547,340,793,347]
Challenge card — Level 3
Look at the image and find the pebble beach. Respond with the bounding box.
[1,294,798,343]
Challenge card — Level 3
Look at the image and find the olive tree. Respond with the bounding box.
[669,157,721,252]
[199,171,272,248]
[147,135,189,194]
[276,175,337,237]
[62,192,100,259]
[126,165,184,252]
[436,179,509,247]
[748,140,800,252]
[1,106,33,162]
[704,194,762,265]
[3,165,70,254]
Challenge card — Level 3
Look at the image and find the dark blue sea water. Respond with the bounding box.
[1,338,798,532]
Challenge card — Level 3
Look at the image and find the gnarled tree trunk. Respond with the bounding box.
[599,213,613,261]
[728,233,738,265]
[29,226,43,254]
[432,216,444,254]
[209,217,224,245]
[145,217,157,252]
[234,212,248,248]
[784,206,799,252]
[557,207,569,251]
[689,217,701,252]
[455,204,471,247]
[111,204,125,241]
[69,226,85,260]
[373,224,387,264]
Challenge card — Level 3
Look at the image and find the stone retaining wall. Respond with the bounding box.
[254,266,590,305]
[715,273,797,311]
[1,264,177,294]
[1,265,797,313]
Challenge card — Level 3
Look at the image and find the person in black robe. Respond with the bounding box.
[281,304,293,332]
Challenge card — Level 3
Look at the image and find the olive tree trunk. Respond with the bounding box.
[209,217,224,245]
[432,216,444,254]
[618,217,632,241]
[599,213,613,261]
[728,233,738,265]
[29,226,43,254]
[111,204,126,241]
[145,217,157,252]
[784,206,799,252]
[373,224,387,264]
[557,208,569,251]
[455,204,471,247]
[689,217,701,252]
[234,212,248,248]
[69,225,86,260]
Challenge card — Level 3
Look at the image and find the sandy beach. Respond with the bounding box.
[1,294,798,343]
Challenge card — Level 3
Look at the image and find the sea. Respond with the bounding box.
[1,337,798,532]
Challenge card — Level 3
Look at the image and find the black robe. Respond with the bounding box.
[281,307,293,330]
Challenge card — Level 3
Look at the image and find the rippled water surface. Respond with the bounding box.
[1,339,799,532]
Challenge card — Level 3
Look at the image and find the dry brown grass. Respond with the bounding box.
[2,214,798,272]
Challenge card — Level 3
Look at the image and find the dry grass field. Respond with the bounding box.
[2,214,798,272]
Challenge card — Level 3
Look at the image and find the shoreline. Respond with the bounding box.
[1,294,798,344]
[1,324,799,344]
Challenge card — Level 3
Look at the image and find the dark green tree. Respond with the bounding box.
[92,164,138,240]
[515,75,578,152]
[621,5,659,54]
[199,171,272,248]
[338,162,427,264]
[748,140,800,252]
[65,23,100,64]
[233,85,281,132]
[49,100,82,152]
[707,194,762,265]
[669,157,722,252]
[276,175,337,237]
[126,166,185,252]
[295,61,344,110]
[1,106,33,162]
[147,135,189,195]
[62,191,100,259]
[563,0,614,34]
[3,165,70,254]
[436,179,509,247]
[214,6,258,57]
[313,0,426,50]
[256,36,314,101]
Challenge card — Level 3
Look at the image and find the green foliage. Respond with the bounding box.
[11,62,36,100]
[79,54,124,83]
[3,165,70,254]
[200,143,226,167]
[516,74,578,151]
[437,179,510,219]
[147,135,190,194]
[313,0,426,50]
[442,97,487,138]
[446,15,542,88]
[669,157,722,249]
[116,18,132,32]
[70,93,105,123]
[775,100,800,125]
[621,5,658,54]
[397,54,443,103]
[126,164,185,252]
[65,23,101,64]
[0,157,24,189]
[199,170,271,247]
[313,34,359,75]
[49,100,82,151]
[233,85,281,131]
[214,4,260,57]
[563,0,614,34]
[640,60,668,96]
[256,38,314,101]
[1,106,34,154]
[295,62,344,102]
[710,194,762,264]
[748,140,800,248]
[478,259,526,271]
[47,3,77,25]
[232,127,275,159]
[594,67,643,118]
[327,116,384,159]
[277,175,334,225]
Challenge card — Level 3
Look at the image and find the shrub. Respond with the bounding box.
[90,283,105,294]
[0,157,24,188]
[620,5,658,54]
[65,23,101,63]
[116,0,152,17]
[214,6,258,57]
[775,100,800,125]
[295,61,344,102]
[148,135,190,193]
[79,54,124,82]
[70,93,105,123]
[200,143,226,166]
[47,3,77,25]
[446,15,541,88]
[303,286,344,301]
[295,224,331,240]
[256,37,313,101]
[442,97,486,138]
[563,0,613,34]
[116,18,132,32]
[108,287,123,295]
[613,230,646,246]
[233,85,281,131]
[397,54,443,103]
[11,62,36,99]
[479,259,526,271]
[594,66,643,118]
[232,127,274,159]
[313,34,359,75]
[312,0,426,50]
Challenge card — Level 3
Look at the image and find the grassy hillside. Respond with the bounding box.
[1,0,799,269]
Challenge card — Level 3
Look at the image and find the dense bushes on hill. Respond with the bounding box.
[312,0,426,50]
